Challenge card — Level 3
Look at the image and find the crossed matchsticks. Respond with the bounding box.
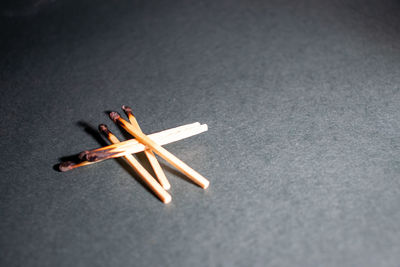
[59,105,210,203]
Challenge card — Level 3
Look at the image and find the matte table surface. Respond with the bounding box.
[1,0,400,266]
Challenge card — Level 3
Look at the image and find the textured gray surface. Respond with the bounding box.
[1,0,400,266]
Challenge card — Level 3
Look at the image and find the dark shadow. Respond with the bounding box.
[135,151,157,177]
[113,156,157,198]
[160,163,199,187]
[77,121,108,147]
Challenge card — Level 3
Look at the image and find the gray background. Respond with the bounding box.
[1,0,400,266]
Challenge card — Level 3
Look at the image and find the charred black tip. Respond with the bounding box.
[109,111,120,122]
[59,161,74,172]
[86,154,98,162]
[121,105,132,114]
[98,124,108,132]
[78,150,89,160]
[98,124,112,138]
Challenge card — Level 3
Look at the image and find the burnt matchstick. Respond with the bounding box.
[82,123,203,157]
[110,112,210,189]
[122,105,171,190]
[79,122,208,162]
[59,160,95,172]
[99,124,172,204]
[60,123,208,171]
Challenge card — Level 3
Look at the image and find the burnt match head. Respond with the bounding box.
[59,161,75,172]
[98,124,109,132]
[121,105,133,114]
[98,124,111,136]
[109,111,120,122]
[85,153,99,162]
[78,150,89,160]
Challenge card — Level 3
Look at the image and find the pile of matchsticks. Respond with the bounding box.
[59,106,210,204]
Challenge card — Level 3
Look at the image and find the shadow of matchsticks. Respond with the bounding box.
[160,163,198,187]
[77,121,109,147]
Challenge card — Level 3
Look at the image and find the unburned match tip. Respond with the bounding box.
[163,194,172,204]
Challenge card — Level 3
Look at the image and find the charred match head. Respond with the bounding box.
[109,111,120,122]
[85,153,99,162]
[78,150,89,160]
[98,124,111,136]
[59,161,75,172]
[85,149,120,162]
[121,105,133,115]
[79,150,98,161]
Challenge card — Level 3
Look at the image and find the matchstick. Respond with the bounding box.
[122,105,171,190]
[81,122,202,157]
[99,124,172,204]
[81,122,208,162]
[59,160,95,172]
[110,112,210,189]
[60,123,208,172]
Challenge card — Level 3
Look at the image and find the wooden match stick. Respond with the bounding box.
[99,124,172,204]
[60,123,208,172]
[110,112,210,189]
[81,122,202,157]
[122,105,171,190]
[59,160,95,172]
[81,122,208,162]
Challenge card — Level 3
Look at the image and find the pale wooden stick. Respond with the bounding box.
[82,123,208,161]
[99,124,172,204]
[60,123,208,171]
[122,105,171,190]
[110,112,210,189]
[90,122,202,153]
